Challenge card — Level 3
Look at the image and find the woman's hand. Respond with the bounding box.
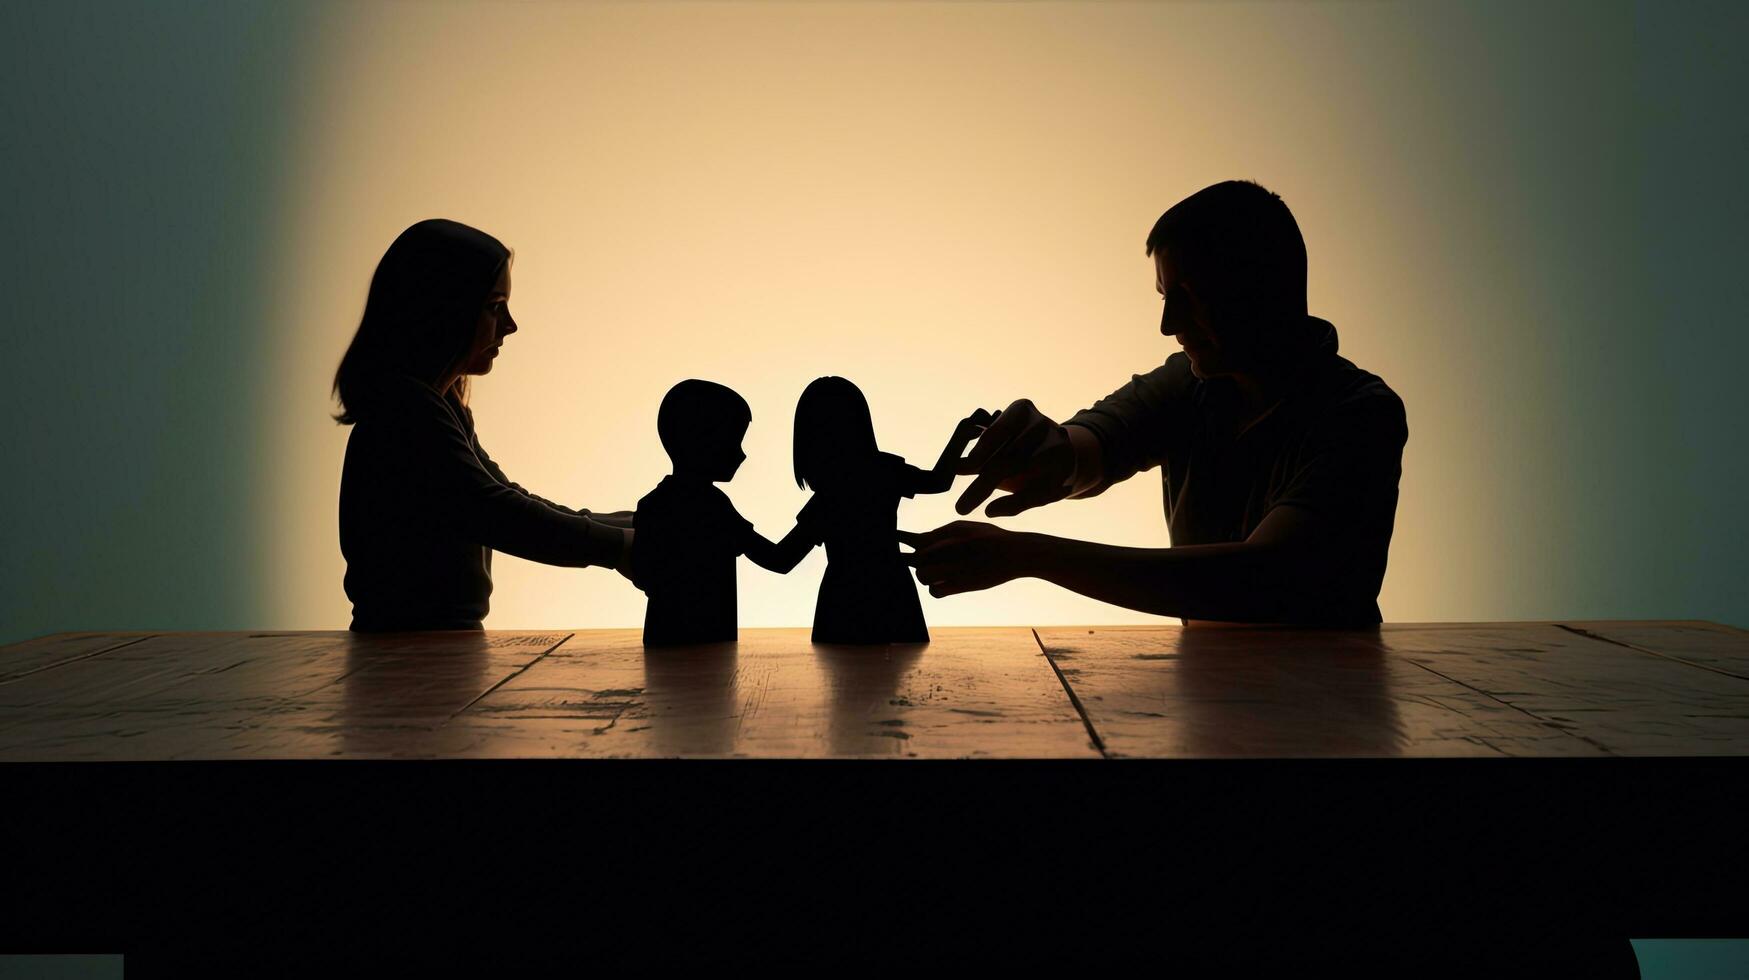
[898,521,1039,597]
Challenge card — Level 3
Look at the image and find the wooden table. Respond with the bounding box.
[2,621,1744,759]
[4,622,1745,971]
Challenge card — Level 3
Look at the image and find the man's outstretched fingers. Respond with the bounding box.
[985,486,1063,519]
[897,528,944,562]
[955,419,1047,515]
[913,561,961,588]
[928,574,975,598]
[954,409,1004,473]
[959,399,1032,472]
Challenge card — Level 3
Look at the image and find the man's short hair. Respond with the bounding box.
[1146,180,1307,318]
[657,379,751,465]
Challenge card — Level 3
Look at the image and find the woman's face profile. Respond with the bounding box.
[462,263,516,376]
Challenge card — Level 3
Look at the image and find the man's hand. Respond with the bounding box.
[953,407,998,442]
[954,399,1077,518]
[898,522,1038,597]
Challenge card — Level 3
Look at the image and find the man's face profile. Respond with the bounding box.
[1155,251,1230,379]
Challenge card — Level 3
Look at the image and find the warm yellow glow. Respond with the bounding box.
[263,2,1497,628]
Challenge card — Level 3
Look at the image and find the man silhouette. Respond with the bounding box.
[902,180,1408,625]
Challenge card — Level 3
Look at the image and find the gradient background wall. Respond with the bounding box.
[3,0,1744,644]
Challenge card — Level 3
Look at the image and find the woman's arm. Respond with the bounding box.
[914,408,996,495]
[400,395,630,569]
[741,523,817,574]
[468,422,634,523]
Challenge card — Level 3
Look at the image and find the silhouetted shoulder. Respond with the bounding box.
[1313,359,1408,448]
[700,483,749,531]
[878,451,930,499]
[1160,350,1198,391]
[636,478,751,551]
[354,373,454,423]
[1270,360,1408,525]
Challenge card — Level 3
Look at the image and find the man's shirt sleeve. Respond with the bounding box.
[1063,353,1197,499]
[1269,388,1409,538]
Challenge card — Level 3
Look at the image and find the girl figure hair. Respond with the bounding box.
[794,376,879,491]
[790,376,991,644]
[333,218,510,424]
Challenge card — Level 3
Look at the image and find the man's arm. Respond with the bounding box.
[1058,354,1193,500]
[902,506,1327,622]
[1025,507,1328,621]
[1060,423,1106,499]
[953,357,1191,517]
[904,388,1408,623]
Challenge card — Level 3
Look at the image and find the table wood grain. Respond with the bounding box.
[0,628,1094,759]
[1032,621,1749,758]
[2,622,1744,760]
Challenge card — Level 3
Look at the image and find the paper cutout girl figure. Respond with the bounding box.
[791,376,991,644]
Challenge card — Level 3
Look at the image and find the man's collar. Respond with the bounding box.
[1306,315,1340,359]
[1267,315,1339,364]
[1229,316,1342,438]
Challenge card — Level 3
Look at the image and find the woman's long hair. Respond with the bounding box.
[794,376,880,491]
[332,219,510,425]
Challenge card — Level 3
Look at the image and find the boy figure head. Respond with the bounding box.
[658,379,751,482]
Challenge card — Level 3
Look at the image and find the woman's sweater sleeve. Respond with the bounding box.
[472,433,589,517]
[392,389,627,568]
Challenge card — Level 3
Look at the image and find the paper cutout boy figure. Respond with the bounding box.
[632,380,813,646]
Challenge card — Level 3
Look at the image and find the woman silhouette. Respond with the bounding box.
[334,218,633,631]
[792,377,990,644]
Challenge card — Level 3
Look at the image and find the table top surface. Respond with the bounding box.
[1,621,1745,760]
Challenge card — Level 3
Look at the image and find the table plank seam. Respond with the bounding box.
[1399,657,1618,756]
[443,632,576,725]
[0,634,159,684]
[1555,624,1749,685]
[1032,628,1109,758]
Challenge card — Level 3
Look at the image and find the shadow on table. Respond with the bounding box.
[1170,625,1404,757]
[340,632,493,757]
[815,641,927,756]
[640,641,741,756]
